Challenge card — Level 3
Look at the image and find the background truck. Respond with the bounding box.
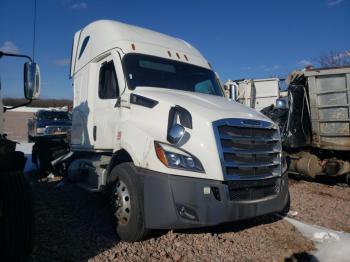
[28,109,72,142]
[29,109,71,174]
[53,20,289,242]
[224,78,287,111]
[0,51,40,260]
[263,67,350,182]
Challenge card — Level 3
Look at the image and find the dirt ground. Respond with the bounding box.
[289,177,350,232]
[28,174,350,262]
[27,174,350,261]
[29,174,317,262]
[4,111,34,141]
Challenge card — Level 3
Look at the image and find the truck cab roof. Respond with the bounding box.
[70,20,210,77]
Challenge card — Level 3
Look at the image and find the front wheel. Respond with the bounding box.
[109,163,150,242]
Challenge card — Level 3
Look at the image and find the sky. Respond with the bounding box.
[0,0,349,99]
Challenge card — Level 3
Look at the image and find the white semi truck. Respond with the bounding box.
[55,20,289,242]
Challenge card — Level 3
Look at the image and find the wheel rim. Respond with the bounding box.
[113,180,131,225]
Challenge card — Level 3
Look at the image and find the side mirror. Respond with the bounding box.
[168,124,185,144]
[276,98,288,109]
[24,62,40,100]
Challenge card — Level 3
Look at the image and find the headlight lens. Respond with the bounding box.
[154,142,204,172]
[36,127,45,134]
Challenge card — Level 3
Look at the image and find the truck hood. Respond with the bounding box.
[133,86,271,123]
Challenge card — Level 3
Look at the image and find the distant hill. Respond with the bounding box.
[3,98,73,108]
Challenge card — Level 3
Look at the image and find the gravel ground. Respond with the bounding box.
[28,174,320,262]
[4,111,33,141]
[289,177,350,233]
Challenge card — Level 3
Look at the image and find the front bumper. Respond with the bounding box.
[139,168,289,229]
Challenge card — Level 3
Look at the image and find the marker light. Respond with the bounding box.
[155,142,168,167]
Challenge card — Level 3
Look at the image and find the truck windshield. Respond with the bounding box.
[123,54,223,96]
[38,111,71,121]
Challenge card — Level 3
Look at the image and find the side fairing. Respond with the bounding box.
[71,67,95,150]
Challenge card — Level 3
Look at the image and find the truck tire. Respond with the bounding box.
[0,171,35,260]
[109,163,150,242]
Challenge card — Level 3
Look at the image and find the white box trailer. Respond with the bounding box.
[54,20,289,242]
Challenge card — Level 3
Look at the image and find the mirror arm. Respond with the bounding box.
[0,51,33,62]
[3,99,33,112]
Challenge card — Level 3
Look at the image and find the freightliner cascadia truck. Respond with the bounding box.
[54,20,289,242]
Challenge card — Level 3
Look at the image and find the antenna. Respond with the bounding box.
[32,0,37,62]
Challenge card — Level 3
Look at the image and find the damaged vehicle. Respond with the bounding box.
[262,67,350,183]
[29,110,71,174]
[28,109,71,141]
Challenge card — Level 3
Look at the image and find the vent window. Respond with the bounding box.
[78,36,90,59]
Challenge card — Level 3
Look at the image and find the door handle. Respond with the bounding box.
[93,126,97,141]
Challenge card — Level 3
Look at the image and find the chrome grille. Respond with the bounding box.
[213,119,281,180]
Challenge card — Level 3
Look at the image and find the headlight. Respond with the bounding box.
[36,127,45,134]
[154,142,204,172]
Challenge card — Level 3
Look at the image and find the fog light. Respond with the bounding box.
[177,205,198,221]
[203,186,211,195]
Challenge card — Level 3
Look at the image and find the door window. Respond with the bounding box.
[98,61,119,99]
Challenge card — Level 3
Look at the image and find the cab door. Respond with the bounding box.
[92,52,123,150]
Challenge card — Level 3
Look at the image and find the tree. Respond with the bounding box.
[315,50,350,68]
[3,97,73,108]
